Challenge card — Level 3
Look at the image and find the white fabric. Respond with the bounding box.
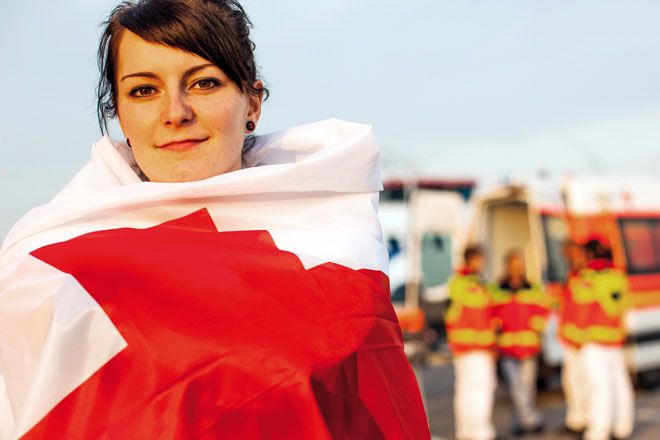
[0,119,387,440]
[0,119,386,271]
[581,344,634,440]
[0,257,127,439]
[562,346,587,431]
[453,351,496,440]
[0,371,12,440]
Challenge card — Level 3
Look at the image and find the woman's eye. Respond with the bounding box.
[130,86,157,98]
[192,78,220,90]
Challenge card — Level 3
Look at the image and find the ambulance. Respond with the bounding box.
[379,178,474,362]
[470,175,660,384]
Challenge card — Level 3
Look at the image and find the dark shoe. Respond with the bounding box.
[511,423,544,437]
[529,424,544,434]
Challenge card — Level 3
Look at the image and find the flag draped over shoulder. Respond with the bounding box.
[0,120,430,440]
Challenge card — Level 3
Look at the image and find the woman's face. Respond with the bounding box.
[115,30,262,182]
[506,255,524,278]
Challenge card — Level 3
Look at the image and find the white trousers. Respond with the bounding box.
[581,344,634,440]
[562,346,587,431]
[454,351,496,440]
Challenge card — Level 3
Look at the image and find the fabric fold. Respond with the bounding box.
[0,119,429,440]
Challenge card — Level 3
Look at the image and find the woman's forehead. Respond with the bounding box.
[117,30,217,76]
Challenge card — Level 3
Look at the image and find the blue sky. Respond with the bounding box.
[2,1,660,237]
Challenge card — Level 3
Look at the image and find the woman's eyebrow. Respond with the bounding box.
[120,63,216,82]
[120,71,159,82]
[182,63,216,79]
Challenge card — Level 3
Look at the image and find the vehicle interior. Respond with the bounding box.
[481,199,537,282]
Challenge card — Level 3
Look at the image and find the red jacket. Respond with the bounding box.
[492,280,550,359]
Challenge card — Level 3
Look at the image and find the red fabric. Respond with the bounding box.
[493,295,549,359]
[449,306,494,334]
[24,209,430,439]
[586,258,615,271]
[457,266,476,276]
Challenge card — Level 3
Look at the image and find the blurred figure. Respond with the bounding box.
[445,245,496,440]
[571,239,634,440]
[492,249,550,436]
[558,240,588,435]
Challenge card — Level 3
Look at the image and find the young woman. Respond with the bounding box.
[491,250,550,436]
[0,1,430,438]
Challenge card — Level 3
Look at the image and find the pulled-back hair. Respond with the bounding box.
[97,0,268,134]
[583,239,612,260]
[463,245,483,264]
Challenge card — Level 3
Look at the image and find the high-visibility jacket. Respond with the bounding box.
[491,280,551,359]
[445,268,496,354]
[558,269,589,349]
[562,259,630,347]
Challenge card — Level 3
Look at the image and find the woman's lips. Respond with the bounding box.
[157,138,209,151]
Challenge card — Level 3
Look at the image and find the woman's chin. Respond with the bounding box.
[147,164,235,183]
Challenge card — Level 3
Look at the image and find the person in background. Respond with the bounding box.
[571,239,634,440]
[445,245,497,440]
[492,249,550,436]
[558,239,588,435]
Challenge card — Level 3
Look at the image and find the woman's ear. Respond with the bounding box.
[246,80,264,125]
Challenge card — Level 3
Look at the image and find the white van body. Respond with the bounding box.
[379,183,471,360]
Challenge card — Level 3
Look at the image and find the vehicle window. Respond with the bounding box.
[542,215,569,282]
[380,188,404,202]
[619,218,660,274]
[390,284,405,303]
[386,237,401,258]
[421,233,453,287]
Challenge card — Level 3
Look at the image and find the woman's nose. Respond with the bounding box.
[161,91,194,127]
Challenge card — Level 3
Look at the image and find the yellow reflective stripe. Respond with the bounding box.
[489,284,550,307]
[569,268,631,315]
[517,287,551,307]
[489,285,510,305]
[498,330,540,348]
[568,274,596,304]
[529,315,546,332]
[448,328,495,346]
[445,303,462,324]
[449,276,490,308]
[560,324,626,345]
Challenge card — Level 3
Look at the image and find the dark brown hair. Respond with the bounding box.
[463,245,483,264]
[96,0,268,134]
[583,239,612,260]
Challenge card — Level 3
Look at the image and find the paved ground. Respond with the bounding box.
[418,361,660,440]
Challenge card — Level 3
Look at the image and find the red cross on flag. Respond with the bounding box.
[0,120,430,439]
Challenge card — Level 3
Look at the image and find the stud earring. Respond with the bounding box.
[246,121,256,132]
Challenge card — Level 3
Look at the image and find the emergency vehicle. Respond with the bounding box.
[379,178,475,362]
[470,176,660,384]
